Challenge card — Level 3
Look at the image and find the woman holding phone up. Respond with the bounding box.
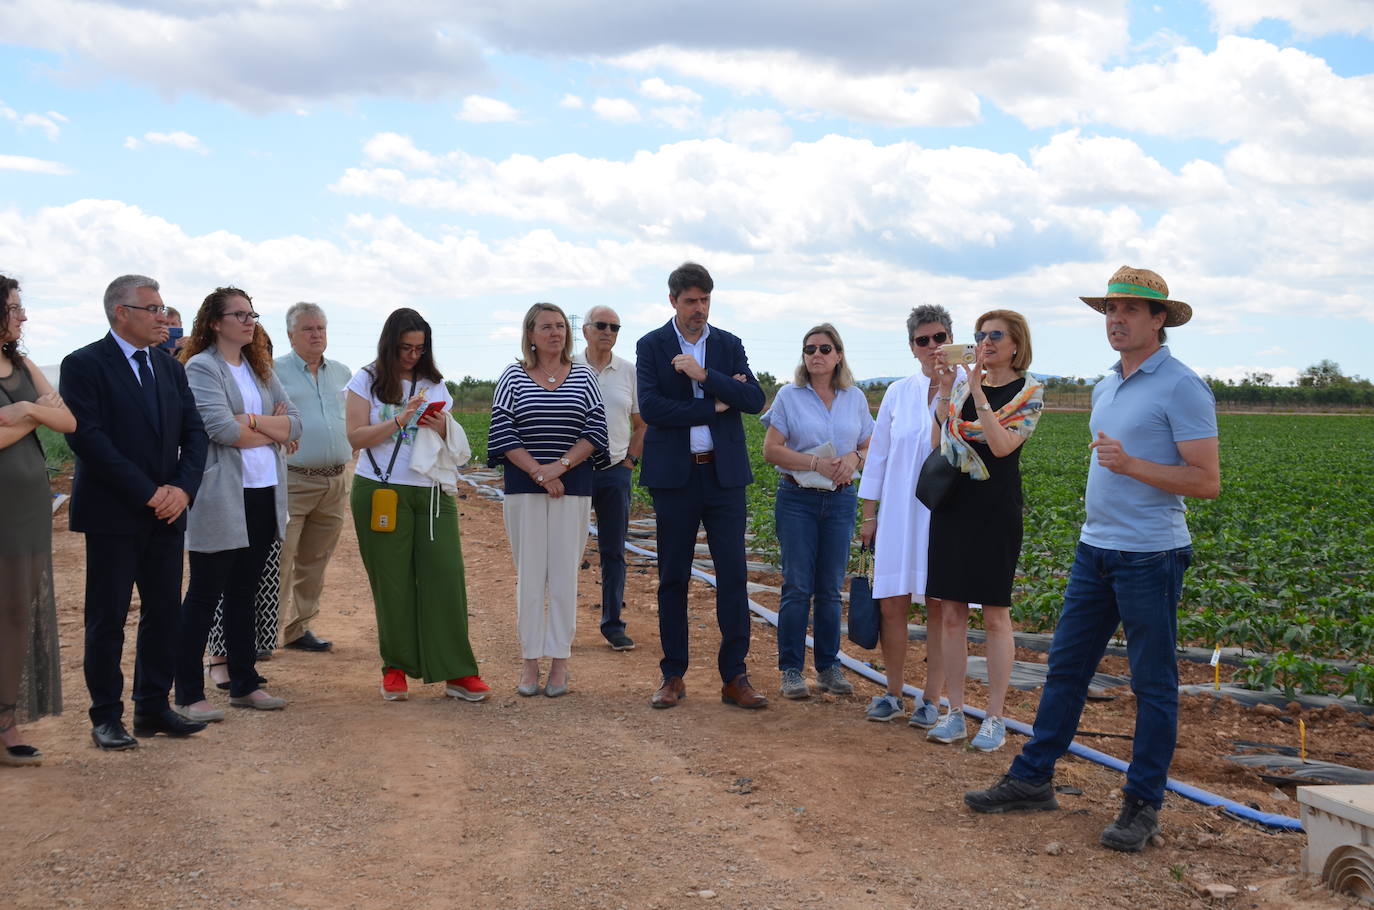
[346,308,489,703]
[925,309,1043,751]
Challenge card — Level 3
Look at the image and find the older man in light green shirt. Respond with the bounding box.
[274,302,353,652]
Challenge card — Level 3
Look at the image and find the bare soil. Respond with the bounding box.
[3,474,1364,909]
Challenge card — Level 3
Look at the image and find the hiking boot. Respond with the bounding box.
[926,708,967,743]
[908,699,939,729]
[864,693,904,722]
[779,668,810,699]
[815,665,854,695]
[1099,797,1161,852]
[969,715,1007,752]
[964,774,1059,814]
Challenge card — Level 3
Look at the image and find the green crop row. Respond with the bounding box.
[461,409,1374,703]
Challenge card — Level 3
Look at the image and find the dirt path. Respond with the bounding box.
[2,478,1358,909]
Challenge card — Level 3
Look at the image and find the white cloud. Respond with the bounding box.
[1205,0,1374,38]
[591,97,640,124]
[143,131,208,153]
[0,100,65,140]
[709,109,792,150]
[458,94,519,123]
[363,132,440,171]
[614,47,982,127]
[559,93,583,109]
[638,77,701,104]
[0,154,71,175]
[650,105,700,130]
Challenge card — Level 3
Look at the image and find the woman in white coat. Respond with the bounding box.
[856,304,958,725]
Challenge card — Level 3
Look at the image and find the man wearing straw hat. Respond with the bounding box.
[965,266,1220,852]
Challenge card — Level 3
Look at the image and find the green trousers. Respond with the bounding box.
[351,477,479,683]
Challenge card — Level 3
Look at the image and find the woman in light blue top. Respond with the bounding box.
[761,324,874,699]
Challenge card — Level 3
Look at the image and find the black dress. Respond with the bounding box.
[926,377,1027,607]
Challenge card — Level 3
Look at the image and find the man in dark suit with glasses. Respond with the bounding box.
[60,275,209,750]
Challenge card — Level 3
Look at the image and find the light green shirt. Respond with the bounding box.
[275,349,352,469]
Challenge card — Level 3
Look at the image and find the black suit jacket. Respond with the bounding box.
[61,333,208,535]
[636,319,764,490]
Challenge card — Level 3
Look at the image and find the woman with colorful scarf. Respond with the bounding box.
[924,309,1044,752]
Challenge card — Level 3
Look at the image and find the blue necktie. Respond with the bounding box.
[132,350,161,430]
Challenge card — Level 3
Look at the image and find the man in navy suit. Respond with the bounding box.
[636,262,768,710]
[61,275,209,750]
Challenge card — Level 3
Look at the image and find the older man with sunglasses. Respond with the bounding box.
[574,307,646,651]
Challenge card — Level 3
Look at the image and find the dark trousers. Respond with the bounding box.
[650,461,751,682]
[83,525,185,725]
[176,488,278,703]
[591,464,632,639]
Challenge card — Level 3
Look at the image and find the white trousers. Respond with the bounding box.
[503,493,592,659]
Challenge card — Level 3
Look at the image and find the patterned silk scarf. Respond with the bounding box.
[937,375,1045,481]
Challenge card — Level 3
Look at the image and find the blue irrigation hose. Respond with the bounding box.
[459,472,1302,832]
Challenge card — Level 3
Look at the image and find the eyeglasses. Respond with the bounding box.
[224,310,260,325]
[913,332,948,347]
[398,344,426,355]
[802,343,836,355]
[3,303,23,316]
[590,321,620,333]
[974,330,1006,343]
[124,303,170,316]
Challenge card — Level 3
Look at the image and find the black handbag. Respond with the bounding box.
[915,448,960,511]
[846,545,879,649]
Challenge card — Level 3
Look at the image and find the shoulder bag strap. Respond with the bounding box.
[365,378,415,485]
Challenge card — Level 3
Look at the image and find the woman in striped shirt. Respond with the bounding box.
[489,303,610,697]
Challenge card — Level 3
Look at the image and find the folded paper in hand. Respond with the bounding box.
[790,442,839,490]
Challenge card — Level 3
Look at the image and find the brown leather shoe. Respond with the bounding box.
[651,675,686,709]
[721,673,769,710]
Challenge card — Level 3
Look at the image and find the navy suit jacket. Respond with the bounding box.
[636,319,764,490]
[61,333,208,535]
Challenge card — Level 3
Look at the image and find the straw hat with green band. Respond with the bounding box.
[1080,265,1192,327]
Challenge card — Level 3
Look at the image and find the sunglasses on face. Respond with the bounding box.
[913,332,948,347]
[590,321,621,332]
[974,330,1006,343]
[802,343,836,355]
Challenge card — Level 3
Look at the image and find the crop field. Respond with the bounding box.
[423,411,1374,703]
[721,411,1374,704]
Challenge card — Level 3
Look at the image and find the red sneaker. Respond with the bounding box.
[445,675,490,702]
[381,667,408,701]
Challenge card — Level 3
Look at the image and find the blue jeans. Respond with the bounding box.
[591,464,632,639]
[1009,542,1192,808]
[775,480,857,672]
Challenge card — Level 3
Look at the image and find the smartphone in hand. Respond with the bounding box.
[418,401,445,423]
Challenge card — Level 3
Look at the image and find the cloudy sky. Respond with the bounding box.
[2,0,1371,384]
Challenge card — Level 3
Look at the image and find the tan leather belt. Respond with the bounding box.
[288,464,346,477]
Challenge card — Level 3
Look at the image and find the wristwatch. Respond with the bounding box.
[978,402,993,412]
[535,473,546,484]
[559,457,571,468]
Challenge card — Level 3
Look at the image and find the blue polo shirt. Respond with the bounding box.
[1081,346,1217,552]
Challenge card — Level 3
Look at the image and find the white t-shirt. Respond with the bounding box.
[228,359,278,489]
[346,366,453,487]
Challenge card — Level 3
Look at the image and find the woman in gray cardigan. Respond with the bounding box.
[174,287,300,718]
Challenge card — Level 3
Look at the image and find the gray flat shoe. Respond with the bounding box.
[230,690,286,711]
[174,703,226,723]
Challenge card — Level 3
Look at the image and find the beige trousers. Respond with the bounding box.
[503,493,592,659]
[278,471,350,644]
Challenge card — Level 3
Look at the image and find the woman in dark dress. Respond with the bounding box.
[925,309,1043,752]
[0,275,76,766]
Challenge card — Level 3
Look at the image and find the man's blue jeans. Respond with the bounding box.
[591,464,632,639]
[1009,541,1193,808]
[775,480,857,672]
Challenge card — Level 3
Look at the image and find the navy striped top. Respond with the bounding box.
[487,362,611,496]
